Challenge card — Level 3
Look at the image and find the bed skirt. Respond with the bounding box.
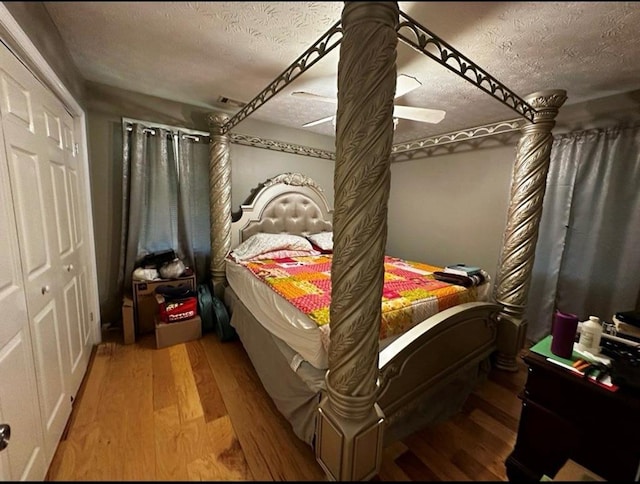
[223,285,491,447]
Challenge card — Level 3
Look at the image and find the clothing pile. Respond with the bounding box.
[132,249,192,281]
[432,263,488,288]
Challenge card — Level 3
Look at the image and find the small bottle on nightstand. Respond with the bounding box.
[578,315,603,354]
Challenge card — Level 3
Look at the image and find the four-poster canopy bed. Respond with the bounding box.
[205,2,566,481]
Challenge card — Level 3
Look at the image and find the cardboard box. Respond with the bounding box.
[133,274,196,334]
[122,295,135,345]
[554,459,605,481]
[155,314,202,349]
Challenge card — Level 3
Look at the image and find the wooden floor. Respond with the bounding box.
[46,328,527,481]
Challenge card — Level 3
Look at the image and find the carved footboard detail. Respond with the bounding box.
[378,302,500,419]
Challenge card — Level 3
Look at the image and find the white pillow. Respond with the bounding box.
[307,231,333,252]
[229,233,315,262]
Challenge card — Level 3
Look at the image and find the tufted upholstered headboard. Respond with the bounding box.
[229,173,333,250]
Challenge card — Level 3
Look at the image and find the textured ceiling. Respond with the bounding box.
[44,1,640,143]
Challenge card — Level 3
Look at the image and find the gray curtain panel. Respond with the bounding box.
[118,122,210,294]
[526,124,640,341]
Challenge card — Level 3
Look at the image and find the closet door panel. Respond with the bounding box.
[0,67,33,131]
[50,160,73,259]
[0,125,46,481]
[30,300,69,459]
[0,334,46,481]
[62,276,83,388]
[5,144,51,292]
[47,100,89,396]
[0,44,72,465]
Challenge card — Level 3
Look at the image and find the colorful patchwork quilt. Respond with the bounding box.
[242,254,483,340]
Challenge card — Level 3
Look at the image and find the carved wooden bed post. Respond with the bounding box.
[494,90,567,371]
[315,1,398,481]
[207,112,232,298]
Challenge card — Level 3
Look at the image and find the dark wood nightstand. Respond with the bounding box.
[505,350,640,482]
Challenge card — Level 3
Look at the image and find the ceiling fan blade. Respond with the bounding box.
[291,91,337,104]
[393,105,446,124]
[395,74,422,99]
[302,115,335,128]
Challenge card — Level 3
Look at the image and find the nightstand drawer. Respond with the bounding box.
[506,350,640,482]
[524,355,638,438]
[511,399,639,481]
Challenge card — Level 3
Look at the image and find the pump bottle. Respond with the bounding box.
[577,315,603,354]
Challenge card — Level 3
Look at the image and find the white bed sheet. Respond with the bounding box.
[226,259,329,369]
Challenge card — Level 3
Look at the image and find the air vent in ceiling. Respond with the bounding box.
[216,96,246,108]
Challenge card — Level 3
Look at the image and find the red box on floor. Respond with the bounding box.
[154,315,201,349]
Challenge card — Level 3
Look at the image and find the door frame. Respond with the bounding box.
[0,4,101,345]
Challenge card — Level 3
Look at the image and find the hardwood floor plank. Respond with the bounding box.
[403,433,470,481]
[396,449,441,481]
[186,339,228,422]
[450,412,513,456]
[169,343,204,423]
[200,334,240,393]
[451,448,502,481]
[154,404,188,480]
[468,407,517,448]
[376,458,412,481]
[178,416,219,475]
[152,345,177,411]
[383,439,409,460]
[89,342,139,481]
[473,376,524,421]
[122,338,156,480]
[378,442,412,481]
[196,414,253,480]
[462,393,520,432]
[68,342,112,429]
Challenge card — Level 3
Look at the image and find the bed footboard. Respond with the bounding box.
[377,302,500,420]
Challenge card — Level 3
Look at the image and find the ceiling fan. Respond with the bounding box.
[292,74,446,128]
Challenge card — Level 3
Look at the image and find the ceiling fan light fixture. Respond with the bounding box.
[295,74,445,130]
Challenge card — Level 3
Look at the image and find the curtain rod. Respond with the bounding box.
[122,117,210,139]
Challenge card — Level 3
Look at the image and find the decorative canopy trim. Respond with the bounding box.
[229,133,335,160]
[391,118,524,161]
[396,11,536,122]
[124,117,525,163]
[221,20,344,134]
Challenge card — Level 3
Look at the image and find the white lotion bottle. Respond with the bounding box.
[577,315,603,354]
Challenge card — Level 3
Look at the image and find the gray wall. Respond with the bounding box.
[388,145,515,284]
[84,82,336,324]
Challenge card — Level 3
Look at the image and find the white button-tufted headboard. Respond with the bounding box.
[230,173,333,250]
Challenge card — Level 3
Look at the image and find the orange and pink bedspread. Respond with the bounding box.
[242,254,484,340]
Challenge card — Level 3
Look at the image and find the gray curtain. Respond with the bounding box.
[117,123,210,294]
[526,124,640,341]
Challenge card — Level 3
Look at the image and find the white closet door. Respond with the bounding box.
[0,90,46,480]
[45,91,90,397]
[0,42,72,464]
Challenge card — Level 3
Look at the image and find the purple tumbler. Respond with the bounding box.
[550,310,579,358]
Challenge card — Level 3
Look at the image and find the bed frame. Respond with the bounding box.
[225,171,501,442]
[205,2,567,481]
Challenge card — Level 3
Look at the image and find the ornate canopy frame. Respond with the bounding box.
[206,2,566,480]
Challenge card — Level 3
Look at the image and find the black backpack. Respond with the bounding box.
[197,283,236,342]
